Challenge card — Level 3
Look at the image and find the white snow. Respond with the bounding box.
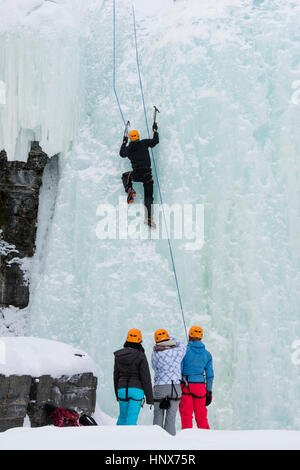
[0,307,29,337]
[0,426,299,450]
[0,337,97,377]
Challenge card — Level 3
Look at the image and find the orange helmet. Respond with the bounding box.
[189,326,203,340]
[127,328,142,343]
[129,130,140,142]
[154,328,170,343]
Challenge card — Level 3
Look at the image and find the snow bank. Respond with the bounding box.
[0,426,299,450]
[0,337,97,377]
[0,307,29,337]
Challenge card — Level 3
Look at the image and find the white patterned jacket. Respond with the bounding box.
[151,337,186,385]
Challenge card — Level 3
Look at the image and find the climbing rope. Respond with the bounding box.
[113,0,188,339]
[131,5,188,340]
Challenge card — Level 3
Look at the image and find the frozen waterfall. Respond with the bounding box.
[1,0,300,429]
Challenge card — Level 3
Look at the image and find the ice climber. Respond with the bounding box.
[151,329,186,435]
[179,326,214,430]
[113,329,154,425]
[120,122,159,230]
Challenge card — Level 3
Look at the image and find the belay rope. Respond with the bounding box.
[113,0,188,340]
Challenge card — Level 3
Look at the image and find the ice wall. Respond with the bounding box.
[3,0,299,429]
[0,0,82,160]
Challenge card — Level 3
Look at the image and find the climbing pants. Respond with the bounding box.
[122,168,154,219]
[117,387,144,426]
[179,383,210,430]
[153,383,181,436]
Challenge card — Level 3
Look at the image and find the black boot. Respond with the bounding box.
[127,188,136,204]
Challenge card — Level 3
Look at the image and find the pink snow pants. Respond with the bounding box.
[179,383,210,430]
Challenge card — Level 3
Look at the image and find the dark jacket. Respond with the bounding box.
[119,131,159,170]
[114,344,154,404]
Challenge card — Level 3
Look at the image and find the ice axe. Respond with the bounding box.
[124,120,130,139]
[153,106,160,126]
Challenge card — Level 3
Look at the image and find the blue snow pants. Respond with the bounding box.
[117,387,144,425]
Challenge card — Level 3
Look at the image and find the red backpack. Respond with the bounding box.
[49,407,81,427]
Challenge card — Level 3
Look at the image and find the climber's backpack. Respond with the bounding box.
[45,404,81,427]
[79,414,98,426]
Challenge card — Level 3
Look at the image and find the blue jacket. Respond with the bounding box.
[181,341,214,392]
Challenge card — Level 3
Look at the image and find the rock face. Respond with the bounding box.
[0,143,49,308]
[0,372,98,432]
[0,374,32,432]
[28,373,98,427]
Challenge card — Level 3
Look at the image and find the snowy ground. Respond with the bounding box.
[0,340,298,450]
[0,337,97,377]
[0,425,299,450]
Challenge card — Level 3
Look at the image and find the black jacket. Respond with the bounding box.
[119,131,159,170]
[113,345,154,405]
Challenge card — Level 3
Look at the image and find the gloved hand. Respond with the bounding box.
[205,391,212,407]
[123,135,128,144]
[152,122,158,132]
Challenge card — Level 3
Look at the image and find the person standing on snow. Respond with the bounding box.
[151,329,186,436]
[114,329,154,425]
[179,326,214,430]
[120,123,159,230]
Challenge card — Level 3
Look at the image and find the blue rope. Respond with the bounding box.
[132,5,188,340]
[113,0,126,126]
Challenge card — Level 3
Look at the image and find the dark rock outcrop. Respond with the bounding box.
[0,372,98,432]
[28,373,98,427]
[0,143,49,308]
[0,374,32,432]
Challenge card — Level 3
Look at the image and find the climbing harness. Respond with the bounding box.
[113,1,188,340]
[118,376,145,407]
[118,391,145,405]
[181,387,206,400]
[154,381,181,410]
[181,377,206,399]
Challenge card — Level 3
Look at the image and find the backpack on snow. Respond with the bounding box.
[44,404,81,427]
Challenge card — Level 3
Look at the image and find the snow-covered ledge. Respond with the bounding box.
[0,337,98,432]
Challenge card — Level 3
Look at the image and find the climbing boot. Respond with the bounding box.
[127,188,136,204]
